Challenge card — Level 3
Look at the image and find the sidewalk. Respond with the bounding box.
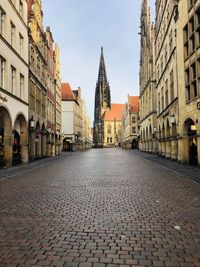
[0,152,73,181]
[131,150,200,185]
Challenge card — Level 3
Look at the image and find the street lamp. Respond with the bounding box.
[29,116,35,129]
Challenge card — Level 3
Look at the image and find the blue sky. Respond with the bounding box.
[42,0,155,122]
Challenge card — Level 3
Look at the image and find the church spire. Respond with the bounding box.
[97,46,108,83]
[93,47,111,147]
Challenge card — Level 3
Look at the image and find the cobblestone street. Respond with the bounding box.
[0,149,200,267]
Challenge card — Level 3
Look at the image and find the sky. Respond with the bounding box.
[42,0,155,123]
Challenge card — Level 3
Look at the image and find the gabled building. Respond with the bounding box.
[122,96,139,149]
[103,103,125,147]
[28,0,48,160]
[61,83,92,151]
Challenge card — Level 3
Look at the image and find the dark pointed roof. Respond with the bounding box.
[97,46,108,83]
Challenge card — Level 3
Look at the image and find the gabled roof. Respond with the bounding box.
[103,103,125,121]
[129,96,139,113]
[61,83,75,101]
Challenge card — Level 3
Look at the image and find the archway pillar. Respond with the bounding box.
[51,144,55,156]
[3,145,12,167]
[161,141,166,157]
[179,136,189,164]
[197,136,200,167]
[171,139,178,161]
[165,140,171,159]
[47,144,51,156]
[21,145,29,164]
[41,134,47,157]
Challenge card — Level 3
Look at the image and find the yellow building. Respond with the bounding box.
[122,96,139,149]
[155,0,179,160]
[28,0,48,160]
[177,0,200,166]
[102,104,125,148]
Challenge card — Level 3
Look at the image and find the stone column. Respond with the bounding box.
[41,134,47,157]
[51,144,55,156]
[36,135,42,158]
[21,145,29,164]
[3,145,12,167]
[179,136,189,164]
[165,140,171,159]
[197,136,200,167]
[47,144,51,156]
[171,139,178,161]
[161,141,166,157]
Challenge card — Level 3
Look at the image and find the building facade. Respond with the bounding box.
[54,44,62,155]
[139,0,157,154]
[155,0,179,160]
[103,104,125,148]
[0,0,29,167]
[28,0,61,162]
[28,0,48,160]
[122,96,139,149]
[61,83,92,151]
[177,0,200,166]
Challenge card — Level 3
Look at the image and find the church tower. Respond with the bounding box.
[93,47,111,148]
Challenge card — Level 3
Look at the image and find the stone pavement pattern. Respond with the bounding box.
[0,149,200,267]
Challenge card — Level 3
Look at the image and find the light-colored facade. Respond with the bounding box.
[0,0,29,167]
[177,0,200,166]
[139,0,157,154]
[122,96,139,149]
[54,44,62,154]
[155,0,179,160]
[102,104,125,148]
[61,83,92,151]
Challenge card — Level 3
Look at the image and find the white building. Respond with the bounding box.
[0,0,29,167]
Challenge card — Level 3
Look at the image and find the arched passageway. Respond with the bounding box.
[0,106,12,167]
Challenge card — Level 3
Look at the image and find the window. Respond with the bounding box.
[11,66,16,93]
[19,1,23,18]
[170,70,174,102]
[107,137,109,143]
[132,117,136,124]
[107,125,111,134]
[161,87,164,111]
[132,127,136,134]
[158,92,161,114]
[10,22,15,47]
[19,34,24,57]
[0,7,5,36]
[165,79,169,107]
[19,74,24,98]
[0,57,5,88]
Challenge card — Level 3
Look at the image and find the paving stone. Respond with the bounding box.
[0,149,200,267]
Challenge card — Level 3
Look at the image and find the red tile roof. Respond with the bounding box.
[129,96,139,113]
[103,104,125,121]
[61,83,76,101]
